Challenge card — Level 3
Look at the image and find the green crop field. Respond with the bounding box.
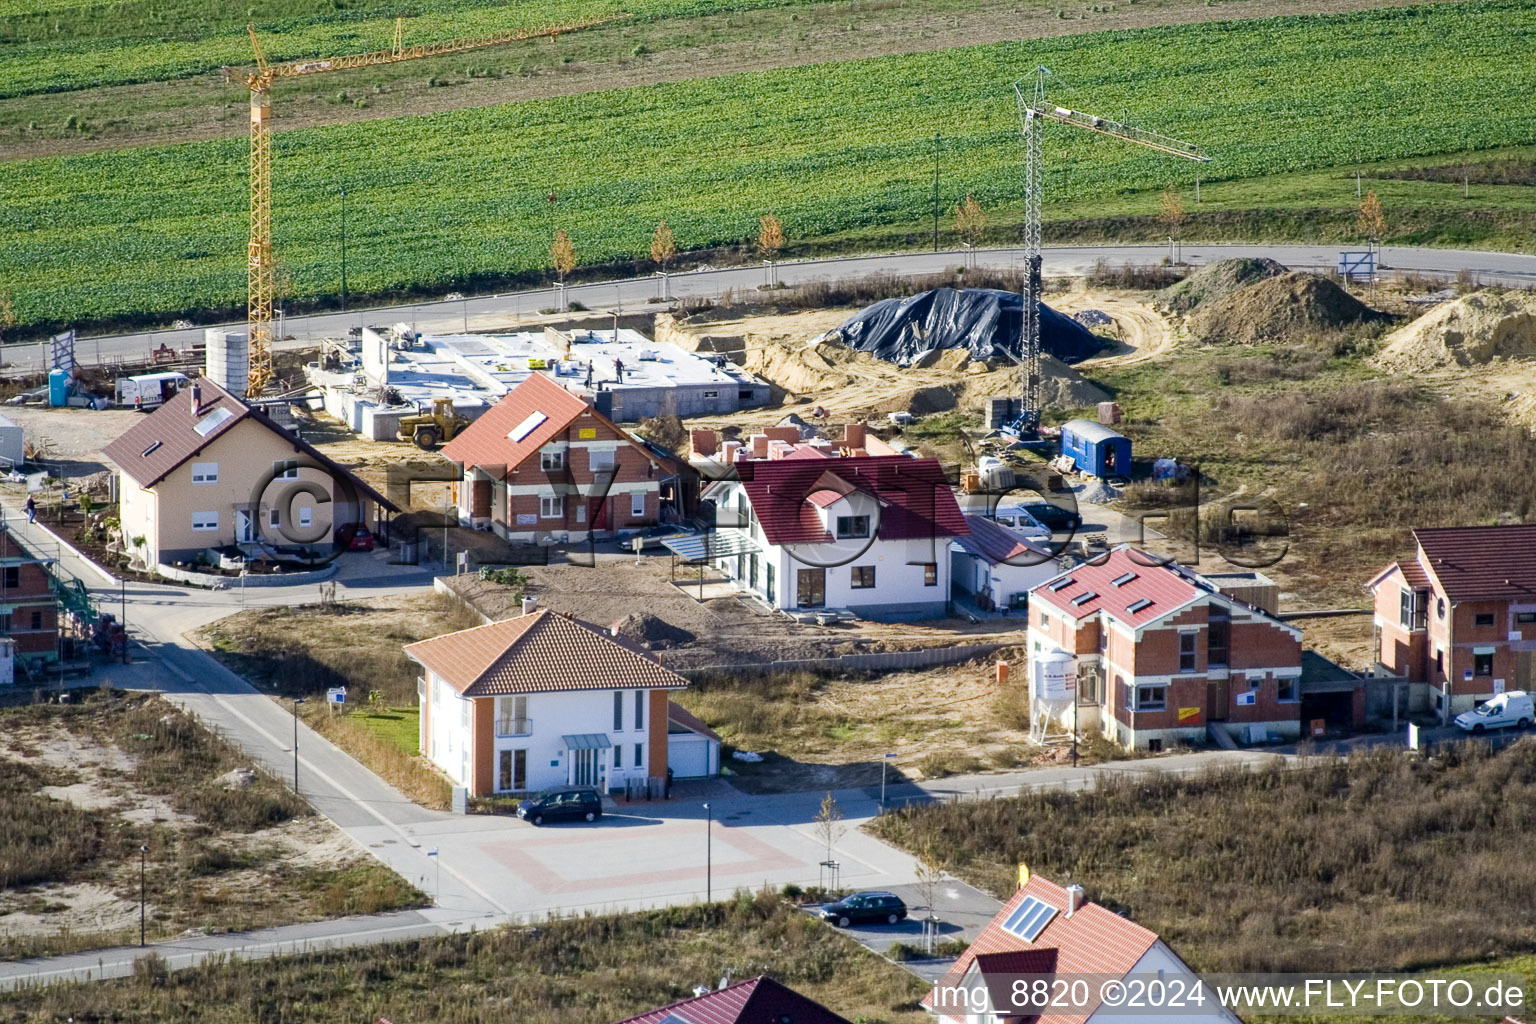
[4,0,1535,332]
[0,0,823,99]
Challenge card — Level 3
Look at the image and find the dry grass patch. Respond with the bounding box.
[873,740,1536,974]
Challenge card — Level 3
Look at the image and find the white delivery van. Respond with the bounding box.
[1454,690,1533,733]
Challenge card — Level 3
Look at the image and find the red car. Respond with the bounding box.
[345,524,375,551]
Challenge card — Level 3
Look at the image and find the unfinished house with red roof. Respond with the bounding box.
[1027,546,1303,751]
[695,436,968,620]
[927,872,1241,1024]
[611,976,852,1024]
[1368,524,1536,719]
[404,607,717,797]
[441,373,682,543]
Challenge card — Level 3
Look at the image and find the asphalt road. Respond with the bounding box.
[11,243,1536,372]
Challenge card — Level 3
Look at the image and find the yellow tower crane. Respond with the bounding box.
[242,15,622,396]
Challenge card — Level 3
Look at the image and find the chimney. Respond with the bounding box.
[843,421,867,450]
[1065,884,1085,917]
[189,384,202,416]
[521,596,537,615]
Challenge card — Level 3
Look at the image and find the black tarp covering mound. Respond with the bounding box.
[832,287,1105,366]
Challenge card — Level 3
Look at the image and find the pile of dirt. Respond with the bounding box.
[610,612,696,650]
[1373,291,1536,371]
[1035,355,1112,408]
[1186,272,1390,345]
[1157,257,1287,314]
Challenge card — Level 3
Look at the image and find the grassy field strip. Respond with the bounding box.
[4,0,1534,330]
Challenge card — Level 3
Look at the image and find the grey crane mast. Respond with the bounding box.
[1008,67,1210,438]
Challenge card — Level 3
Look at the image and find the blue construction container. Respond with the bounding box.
[1060,419,1131,479]
[48,368,70,407]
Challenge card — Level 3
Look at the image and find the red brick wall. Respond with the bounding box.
[1227,620,1301,671]
[499,414,661,531]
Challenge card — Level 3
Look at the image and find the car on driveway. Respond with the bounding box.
[1022,501,1082,532]
[820,891,909,927]
[345,524,376,551]
[517,786,603,826]
[1454,690,1533,733]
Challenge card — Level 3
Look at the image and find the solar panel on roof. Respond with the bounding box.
[1049,577,1075,591]
[1001,896,1058,941]
[507,411,548,441]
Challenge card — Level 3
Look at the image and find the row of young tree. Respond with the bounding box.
[1157,184,1389,242]
[547,195,991,283]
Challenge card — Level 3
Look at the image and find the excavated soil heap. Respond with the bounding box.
[1157,257,1287,314]
[1374,291,1536,371]
[611,612,695,650]
[1187,272,1389,345]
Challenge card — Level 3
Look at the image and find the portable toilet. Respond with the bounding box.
[48,369,70,407]
[1059,419,1132,479]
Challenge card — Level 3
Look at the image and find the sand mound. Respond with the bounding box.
[1374,291,1536,371]
[1037,354,1112,408]
[611,612,695,650]
[1187,272,1389,345]
[1157,257,1287,314]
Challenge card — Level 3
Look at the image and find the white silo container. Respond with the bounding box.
[205,328,250,397]
[1033,649,1077,702]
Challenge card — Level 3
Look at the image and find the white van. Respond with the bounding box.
[1454,691,1533,733]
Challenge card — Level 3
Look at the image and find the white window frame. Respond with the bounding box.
[631,491,645,518]
[540,495,564,519]
[298,506,313,528]
[540,449,565,472]
[589,448,616,473]
[1135,684,1167,711]
[703,389,719,399]
[190,461,218,484]
[192,511,219,532]
[274,460,299,481]
[460,695,472,729]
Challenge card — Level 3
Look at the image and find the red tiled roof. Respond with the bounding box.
[1030,546,1205,628]
[101,378,395,509]
[736,455,968,547]
[612,976,851,1024]
[667,700,722,743]
[971,949,1060,1023]
[956,515,1052,565]
[928,876,1160,1024]
[440,373,657,478]
[403,610,688,697]
[1412,525,1536,602]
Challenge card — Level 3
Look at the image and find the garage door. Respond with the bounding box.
[668,734,712,778]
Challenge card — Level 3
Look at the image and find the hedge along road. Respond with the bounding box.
[5,242,1536,372]
[5,0,1536,332]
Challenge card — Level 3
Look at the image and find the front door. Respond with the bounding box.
[472,478,491,519]
[1207,679,1230,722]
[797,568,825,608]
[572,748,599,786]
[593,498,610,531]
[235,509,254,543]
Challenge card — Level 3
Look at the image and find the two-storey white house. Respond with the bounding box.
[404,608,717,796]
[692,441,969,621]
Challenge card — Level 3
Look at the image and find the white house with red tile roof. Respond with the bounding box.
[697,448,968,620]
[927,873,1240,1024]
[440,373,681,543]
[1027,546,1302,751]
[951,514,1073,614]
[403,608,715,796]
[612,976,852,1024]
[1368,524,1536,718]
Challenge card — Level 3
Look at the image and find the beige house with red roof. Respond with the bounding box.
[928,872,1240,1024]
[1369,524,1536,718]
[102,379,393,569]
[1027,546,1302,751]
[440,373,679,543]
[403,607,717,796]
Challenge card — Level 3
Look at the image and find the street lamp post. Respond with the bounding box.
[340,188,348,313]
[880,751,895,812]
[120,574,128,664]
[139,844,149,946]
[703,802,712,903]
[292,697,305,794]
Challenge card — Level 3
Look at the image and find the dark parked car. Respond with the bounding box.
[1022,501,1082,532]
[516,786,603,826]
[820,891,908,927]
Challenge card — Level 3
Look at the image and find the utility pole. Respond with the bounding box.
[703,802,712,902]
[292,697,305,794]
[931,132,941,253]
[120,573,128,663]
[139,844,149,946]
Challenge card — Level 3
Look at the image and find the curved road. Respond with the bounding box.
[10,243,1536,372]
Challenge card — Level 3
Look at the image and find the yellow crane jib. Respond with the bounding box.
[241,13,628,398]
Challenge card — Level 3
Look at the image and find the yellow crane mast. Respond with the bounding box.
[242,15,622,396]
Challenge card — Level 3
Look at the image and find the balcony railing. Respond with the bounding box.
[497,717,533,737]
